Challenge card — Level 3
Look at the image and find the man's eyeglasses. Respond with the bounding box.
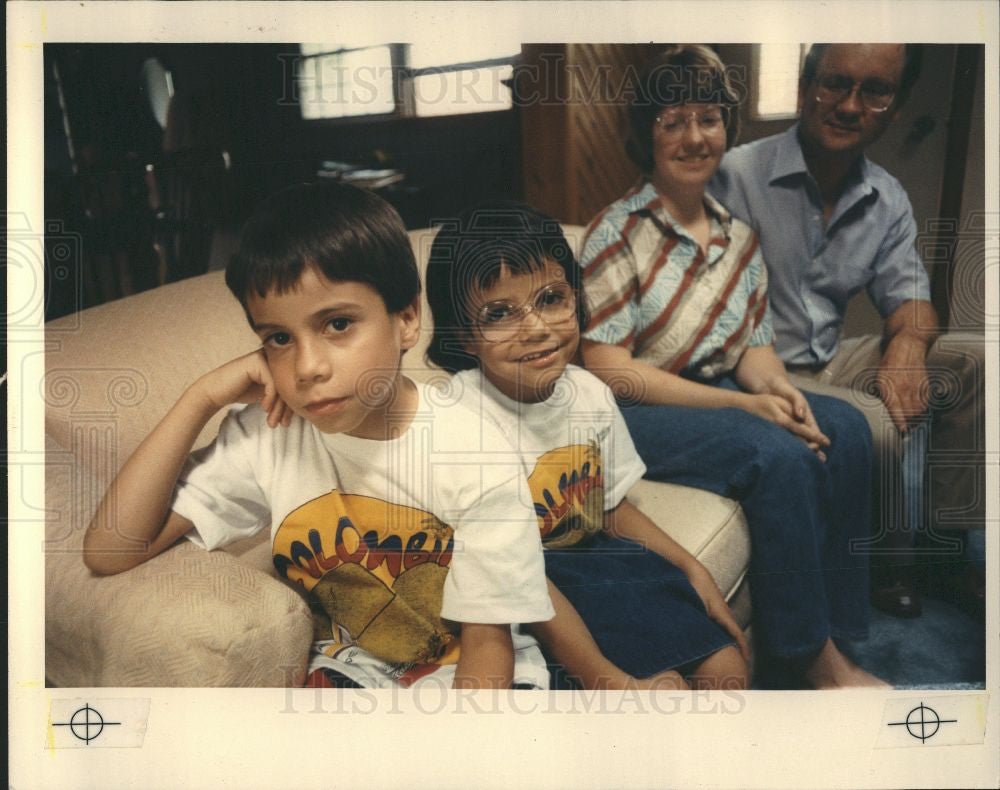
[814,74,896,112]
[654,105,729,140]
[473,282,577,343]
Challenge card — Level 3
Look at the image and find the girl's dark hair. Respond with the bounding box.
[425,201,589,373]
[626,44,742,173]
[226,181,419,320]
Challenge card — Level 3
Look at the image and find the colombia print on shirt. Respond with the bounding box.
[271,490,459,666]
[529,441,605,548]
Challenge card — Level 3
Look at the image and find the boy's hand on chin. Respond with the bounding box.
[193,350,292,428]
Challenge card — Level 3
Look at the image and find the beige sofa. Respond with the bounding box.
[44,226,752,687]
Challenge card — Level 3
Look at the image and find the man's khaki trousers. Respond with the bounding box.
[787,332,985,567]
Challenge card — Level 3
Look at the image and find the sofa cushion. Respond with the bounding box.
[45,269,259,461]
[44,436,313,687]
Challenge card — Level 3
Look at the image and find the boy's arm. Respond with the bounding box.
[527,579,634,689]
[453,623,515,689]
[83,350,288,576]
[604,500,750,660]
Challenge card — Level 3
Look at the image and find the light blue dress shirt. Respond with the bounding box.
[711,124,931,366]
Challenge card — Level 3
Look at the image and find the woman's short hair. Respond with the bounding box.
[626,44,742,174]
[425,201,589,373]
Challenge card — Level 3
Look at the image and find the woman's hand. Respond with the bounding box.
[762,378,830,461]
[192,350,292,428]
[740,389,829,461]
[683,561,751,662]
[733,345,829,459]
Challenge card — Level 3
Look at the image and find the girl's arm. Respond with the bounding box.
[604,500,750,660]
[83,350,290,576]
[526,580,636,689]
[454,585,637,689]
[581,339,828,448]
[453,623,515,688]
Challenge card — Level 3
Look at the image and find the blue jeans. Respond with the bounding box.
[620,380,871,660]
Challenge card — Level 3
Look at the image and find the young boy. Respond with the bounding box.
[83,182,554,689]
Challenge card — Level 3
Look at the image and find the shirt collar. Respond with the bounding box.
[768,124,811,182]
[628,178,733,240]
[853,154,876,196]
[770,123,877,202]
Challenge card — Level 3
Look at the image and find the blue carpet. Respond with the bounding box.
[843,597,986,688]
[753,594,986,689]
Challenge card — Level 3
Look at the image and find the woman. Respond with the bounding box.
[579,45,886,688]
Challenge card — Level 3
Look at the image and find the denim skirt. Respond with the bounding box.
[544,534,734,679]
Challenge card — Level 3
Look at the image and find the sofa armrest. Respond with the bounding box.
[628,479,752,627]
[45,446,313,687]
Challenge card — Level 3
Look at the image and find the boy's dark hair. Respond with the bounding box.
[226,181,419,320]
[626,44,742,174]
[800,44,924,108]
[425,201,589,373]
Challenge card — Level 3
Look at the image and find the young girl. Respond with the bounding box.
[425,202,749,690]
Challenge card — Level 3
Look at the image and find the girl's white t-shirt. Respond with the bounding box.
[452,365,646,548]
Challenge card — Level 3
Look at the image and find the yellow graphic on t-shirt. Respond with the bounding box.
[528,442,605,549]
[272,492,459,666]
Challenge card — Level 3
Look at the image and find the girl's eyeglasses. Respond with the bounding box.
[473,282,577,343]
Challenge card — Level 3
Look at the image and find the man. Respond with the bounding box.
[711,44,985,618]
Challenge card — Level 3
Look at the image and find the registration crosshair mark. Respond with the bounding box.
[887,702,957,743]
[52,704,122,744]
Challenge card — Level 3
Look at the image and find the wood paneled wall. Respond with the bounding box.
[521,44,661,226]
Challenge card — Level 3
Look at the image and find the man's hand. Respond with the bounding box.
[877,334,930,433]
[878,300,939,433]
[193,350,292,428]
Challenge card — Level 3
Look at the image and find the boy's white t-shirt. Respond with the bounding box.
[171,380,554,688]
[452,365,646,547]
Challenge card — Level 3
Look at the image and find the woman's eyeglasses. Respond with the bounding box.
[654,105,729,140]
[473,282,577,343]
